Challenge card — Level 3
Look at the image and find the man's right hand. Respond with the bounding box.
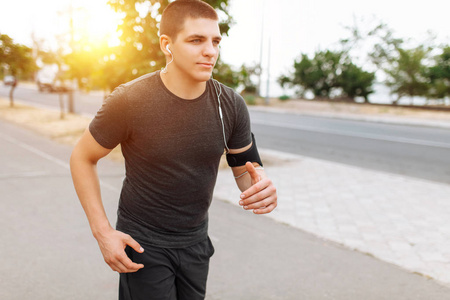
[95,227,145,273]
[70,129,144,273]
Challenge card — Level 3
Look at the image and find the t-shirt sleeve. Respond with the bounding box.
[227,93,252,149]
[89,86,129,149]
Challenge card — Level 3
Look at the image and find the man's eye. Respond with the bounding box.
[191,39,201,43]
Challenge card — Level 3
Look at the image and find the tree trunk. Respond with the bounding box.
[363,96,369,103]
[9,86,15,107]
[392,94,401,106]
[67,90,74,113]
[59,93,65,120]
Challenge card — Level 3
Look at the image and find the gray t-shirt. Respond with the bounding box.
[89,71,252,248]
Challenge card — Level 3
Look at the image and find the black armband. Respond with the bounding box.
[226,133,263,167]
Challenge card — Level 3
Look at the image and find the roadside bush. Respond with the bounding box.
[243,94,256,105]
[278,50,375,102]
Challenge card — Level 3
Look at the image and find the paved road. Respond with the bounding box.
[250,110,450,184]
[2,119,450,299]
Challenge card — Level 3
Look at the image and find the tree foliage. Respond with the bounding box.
[342,20,449,104]
[338,62,375,102]
[294,51,342,99]
[237,63,260,94]
[0,34,35,78]
[384,46,430,103]
[279,50,375,102]
[0,33,36,106]
[427,46,450,100]
[280,19,449,105]
[212,60,239,89]
[362,23,431,103]
[65,48,97,90]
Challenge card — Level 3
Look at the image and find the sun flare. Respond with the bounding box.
[72,1,122,49]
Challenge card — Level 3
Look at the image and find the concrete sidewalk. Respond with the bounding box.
[2,118,450,299]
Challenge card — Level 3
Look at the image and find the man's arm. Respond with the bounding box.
[229,144,277,215]
[70,128,144,273]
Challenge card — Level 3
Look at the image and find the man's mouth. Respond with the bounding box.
[198,62,214,68]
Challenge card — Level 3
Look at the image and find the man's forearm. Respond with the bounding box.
[70,155,112,237]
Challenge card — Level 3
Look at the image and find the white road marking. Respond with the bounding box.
[0,132,119,192]
[0,171,50,179]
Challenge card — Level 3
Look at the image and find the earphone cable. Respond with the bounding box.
[212,79,230,154]
[161,51,174,74]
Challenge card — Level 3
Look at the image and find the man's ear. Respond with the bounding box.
[160,35,171,56]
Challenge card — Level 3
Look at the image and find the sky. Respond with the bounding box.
[1,0,449,97]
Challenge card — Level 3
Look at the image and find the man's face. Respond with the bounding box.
[169,17,222,83]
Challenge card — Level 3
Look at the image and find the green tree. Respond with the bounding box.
[64,48,97,91]
[279,49,375,102]
[342,20,404,75]
[0,33,36,107]
[360,22,443,104]
[426,46,450,101]
[278,51,341,99]
[212,60,239,89]
[340,20,448,105]
[238,63,260,94]
[305,50,342,98]
[338,62,375,102]
[383,46,430,104]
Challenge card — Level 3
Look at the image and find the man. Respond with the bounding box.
[70,0,277,299]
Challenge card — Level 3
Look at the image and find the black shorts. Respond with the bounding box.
[119,237,215,300]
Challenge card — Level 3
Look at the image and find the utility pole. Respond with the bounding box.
[265,37,271,105]
[67,0,75,113]
[257,0,265,98]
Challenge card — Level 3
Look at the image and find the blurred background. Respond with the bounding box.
[2,2,450,298]
[0,0,449,105]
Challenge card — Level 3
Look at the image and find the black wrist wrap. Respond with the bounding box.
[226,133,263,167]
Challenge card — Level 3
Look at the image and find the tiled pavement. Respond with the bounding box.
[213,148,450,287]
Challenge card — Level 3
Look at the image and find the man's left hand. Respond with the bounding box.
[238,162,277,214]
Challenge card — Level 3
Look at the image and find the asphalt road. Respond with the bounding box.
[250,111,450,184]
[2,84,450,184]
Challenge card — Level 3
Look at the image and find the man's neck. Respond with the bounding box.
[160,71,207,100]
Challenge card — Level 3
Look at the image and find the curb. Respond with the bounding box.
[249,106,450,129]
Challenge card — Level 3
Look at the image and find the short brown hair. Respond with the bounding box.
[160,0,218,41]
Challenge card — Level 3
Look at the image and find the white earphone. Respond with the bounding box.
[162,45,174,73]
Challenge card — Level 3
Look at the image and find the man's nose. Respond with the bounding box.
[203,42,217,57]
